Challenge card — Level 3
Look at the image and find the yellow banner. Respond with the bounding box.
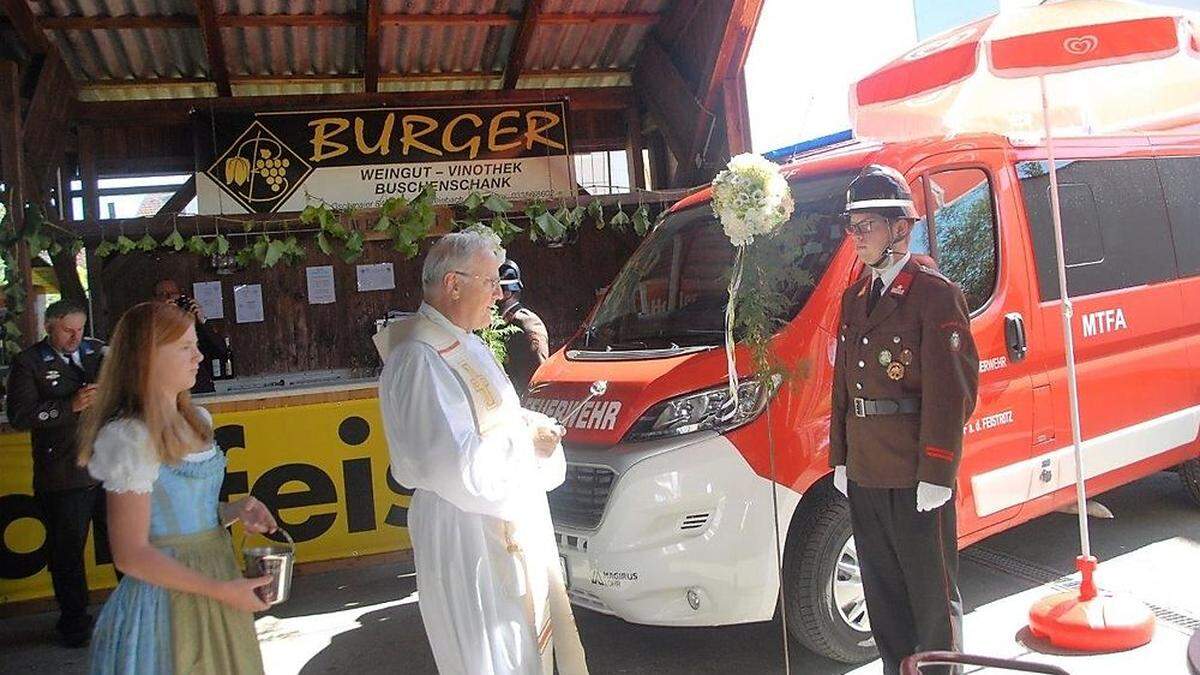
[0,396,412,604]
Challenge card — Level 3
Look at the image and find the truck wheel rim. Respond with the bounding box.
[833,535,871,633]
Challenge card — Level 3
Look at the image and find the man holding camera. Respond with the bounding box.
[5,300,108,647]
[152,278,228,393]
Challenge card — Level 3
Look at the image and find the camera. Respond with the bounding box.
[174,295,195,312]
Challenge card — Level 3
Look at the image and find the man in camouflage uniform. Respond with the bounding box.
[829,165,980,675]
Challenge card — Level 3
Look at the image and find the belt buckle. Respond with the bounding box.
[853,397,866,418]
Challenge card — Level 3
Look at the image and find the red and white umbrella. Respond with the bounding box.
[848,0,1198,654]
[851,0,1200,141]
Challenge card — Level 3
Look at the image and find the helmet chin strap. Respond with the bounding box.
[867,222,904,270]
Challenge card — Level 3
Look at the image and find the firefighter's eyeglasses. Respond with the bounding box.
[843,217,889,237]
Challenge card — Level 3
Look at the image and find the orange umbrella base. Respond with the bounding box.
[1029,590,1156,653]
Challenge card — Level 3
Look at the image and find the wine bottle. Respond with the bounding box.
[223,336,235,379]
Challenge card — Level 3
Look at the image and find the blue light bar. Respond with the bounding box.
[763,129,854,163]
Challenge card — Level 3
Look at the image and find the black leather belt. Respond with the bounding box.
[853,397,921,417]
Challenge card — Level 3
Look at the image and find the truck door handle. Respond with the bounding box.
[1005,312,1028,362]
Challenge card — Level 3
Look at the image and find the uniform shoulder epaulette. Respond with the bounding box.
[918,264,954,286]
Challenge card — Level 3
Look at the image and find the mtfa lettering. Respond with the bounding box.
[1081,308,1127,338]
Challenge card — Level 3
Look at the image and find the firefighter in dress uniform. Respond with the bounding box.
[829,165,980,675]
[497,259,550,394]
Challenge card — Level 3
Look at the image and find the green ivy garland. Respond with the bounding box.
[91,189,655,270]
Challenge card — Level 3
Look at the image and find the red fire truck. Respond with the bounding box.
[525,132,1200,662]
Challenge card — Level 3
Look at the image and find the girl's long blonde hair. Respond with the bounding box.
[78,302,213,465]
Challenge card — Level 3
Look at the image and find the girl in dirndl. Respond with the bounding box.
[78,301,277,674]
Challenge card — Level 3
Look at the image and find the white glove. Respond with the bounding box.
[916,481,952,512]
[833,465,848,497]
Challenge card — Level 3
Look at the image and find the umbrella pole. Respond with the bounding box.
[1026,75,1154,652]
[1038,75,1093,568]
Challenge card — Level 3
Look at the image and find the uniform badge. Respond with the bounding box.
[893,336,901,344]
[878,350,893,366]
[887,362,905,381]
[950,331,962,352]
[899,349,913,365]
[38,411,49,421]
[45,370,60,380]
[890,271,914,297]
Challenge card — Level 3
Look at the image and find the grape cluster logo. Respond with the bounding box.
[206,121,311,213]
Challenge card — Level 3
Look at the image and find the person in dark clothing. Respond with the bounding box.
[4,299,109,647]
[497,260,550,395]
[153,279,227,394]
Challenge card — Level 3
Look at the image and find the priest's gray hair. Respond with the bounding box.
[421,227,506,294]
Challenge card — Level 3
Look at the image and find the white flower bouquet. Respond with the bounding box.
[711,153,794,246]
[711,153,794,404]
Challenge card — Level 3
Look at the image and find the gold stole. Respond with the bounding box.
[374,312,589,674]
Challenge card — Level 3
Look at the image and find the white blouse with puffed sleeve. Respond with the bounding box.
[86,418,160,494]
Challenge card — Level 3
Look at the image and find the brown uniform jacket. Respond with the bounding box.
[829,258,979,488]
[502,303,549,394]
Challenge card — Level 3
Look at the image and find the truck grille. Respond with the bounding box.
[549,464,616,530]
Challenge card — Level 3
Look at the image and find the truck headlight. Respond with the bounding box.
[624,376,782,442]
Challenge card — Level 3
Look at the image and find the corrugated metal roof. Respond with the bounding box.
[28,0,661,101]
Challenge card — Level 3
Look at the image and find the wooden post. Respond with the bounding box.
[78,125,101,222]
[722,73,752,156]
[625,105,647,190]
[0,60,36,345]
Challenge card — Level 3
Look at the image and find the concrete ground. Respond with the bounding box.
[3,470,1198,674]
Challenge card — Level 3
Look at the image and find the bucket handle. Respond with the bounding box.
[239,526,294,553]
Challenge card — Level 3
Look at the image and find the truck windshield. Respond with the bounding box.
[573,169,854,352]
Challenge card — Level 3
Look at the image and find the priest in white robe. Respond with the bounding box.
[377,229,588,675]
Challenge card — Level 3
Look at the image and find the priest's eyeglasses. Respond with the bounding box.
[452,271,502,290]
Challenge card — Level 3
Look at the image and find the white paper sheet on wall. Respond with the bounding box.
[306,266,337,304]
[233,284,264,323]
[192,281,224,320]
[356,263,395,292]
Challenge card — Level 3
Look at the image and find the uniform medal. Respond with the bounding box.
[878,350,893,366]
[887,362,905,380]
[899,349,913,365]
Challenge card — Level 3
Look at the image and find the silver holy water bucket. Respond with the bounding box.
[242,528,295,606]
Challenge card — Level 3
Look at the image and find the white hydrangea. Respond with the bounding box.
[711,153,794,247]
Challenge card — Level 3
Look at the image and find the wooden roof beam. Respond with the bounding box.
[18,12,659,31]
[194,0,231,97]
[72,86,638,126]
[39,14,194,30]
[503,0,544,90]
[0,0,50,54]
[75,68,630,91]
[697,0,762,114]
[363,0,381,93]
[23,52,76,193]
[75,87,635,126]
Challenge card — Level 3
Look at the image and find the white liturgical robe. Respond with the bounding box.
[379,303,586,675]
